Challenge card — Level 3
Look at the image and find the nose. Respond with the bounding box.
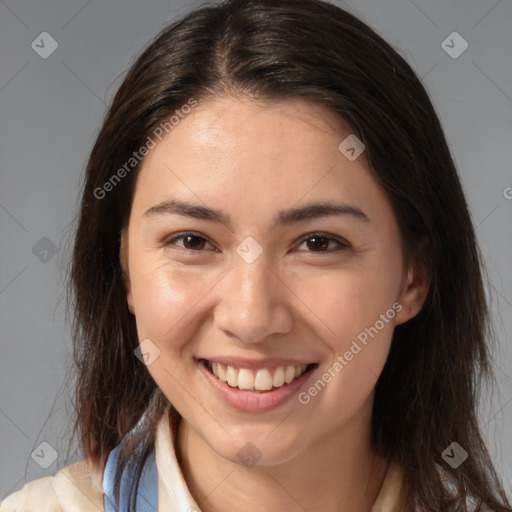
[213,253,293,344]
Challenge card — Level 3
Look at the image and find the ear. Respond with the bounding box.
[120,229,135,315]
[395,247,430,325]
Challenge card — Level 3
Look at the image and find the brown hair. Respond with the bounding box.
[68,0,511,509]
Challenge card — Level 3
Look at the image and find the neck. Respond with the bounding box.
[176,397,388,512]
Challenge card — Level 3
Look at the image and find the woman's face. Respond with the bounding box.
[122,95,426,466]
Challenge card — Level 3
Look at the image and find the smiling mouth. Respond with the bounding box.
[201,359,317,392]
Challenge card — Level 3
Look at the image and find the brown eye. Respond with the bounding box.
[297,233,349,253]
[164,232,215,251]
[181,235,207,250]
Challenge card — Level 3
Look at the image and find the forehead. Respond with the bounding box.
[172,95,357,169]
[130,95,392,227]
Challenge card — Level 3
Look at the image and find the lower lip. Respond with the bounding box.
[197,359,317,412]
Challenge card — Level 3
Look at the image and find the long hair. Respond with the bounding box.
[68,0,511,509]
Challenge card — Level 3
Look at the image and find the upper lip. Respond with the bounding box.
[198,356,317,370]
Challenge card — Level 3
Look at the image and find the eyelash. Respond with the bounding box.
[162,231,349,255]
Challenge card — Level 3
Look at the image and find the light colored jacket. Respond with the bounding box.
[1,410,406,511]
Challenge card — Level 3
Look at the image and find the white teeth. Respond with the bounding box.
[284,365,296,384]
[217,363,227,382]
[238,368,254,390]
[254,369,273,391]
[272,366,285,387]
[208,361,309,392]
[226,366,238,387]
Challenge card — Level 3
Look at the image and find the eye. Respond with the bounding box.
[296,232,349,254]
[162,231,349,255]
[163,232,216,252]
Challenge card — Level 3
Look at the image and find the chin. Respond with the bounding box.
[207,429,307,468]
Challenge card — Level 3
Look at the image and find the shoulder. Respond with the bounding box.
[0,475,60,512]
[0,459,104,512]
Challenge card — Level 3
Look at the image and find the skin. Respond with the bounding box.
[120,94,429,512]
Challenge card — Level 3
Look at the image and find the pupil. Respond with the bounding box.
[185,235,204,249]
[308,237,328,251]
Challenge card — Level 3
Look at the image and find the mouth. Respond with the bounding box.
[199,358,318,393]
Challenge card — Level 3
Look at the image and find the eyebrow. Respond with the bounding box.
[143,199,370,226]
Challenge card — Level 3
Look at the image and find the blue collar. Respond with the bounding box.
[102,433,158,512]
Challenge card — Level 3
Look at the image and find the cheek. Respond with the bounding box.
[311,280,396,389]
[295,289,396,433]
[129,262,222,348]
[128,263,226,411]
[290,260,400,412]
[292,263,401,348]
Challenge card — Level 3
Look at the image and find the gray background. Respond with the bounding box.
[1,0,511,501]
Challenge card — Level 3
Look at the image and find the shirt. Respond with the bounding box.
[1,406,406,511]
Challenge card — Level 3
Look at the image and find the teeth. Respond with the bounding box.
[238,368,254,390]
[284,365,296,384]
[272,366,285,387]
[217,363,227,382]
[209,361,309,392]
[226,366,238,387]
[254,369,273,391]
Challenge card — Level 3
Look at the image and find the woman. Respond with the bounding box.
[1,0,510,510]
